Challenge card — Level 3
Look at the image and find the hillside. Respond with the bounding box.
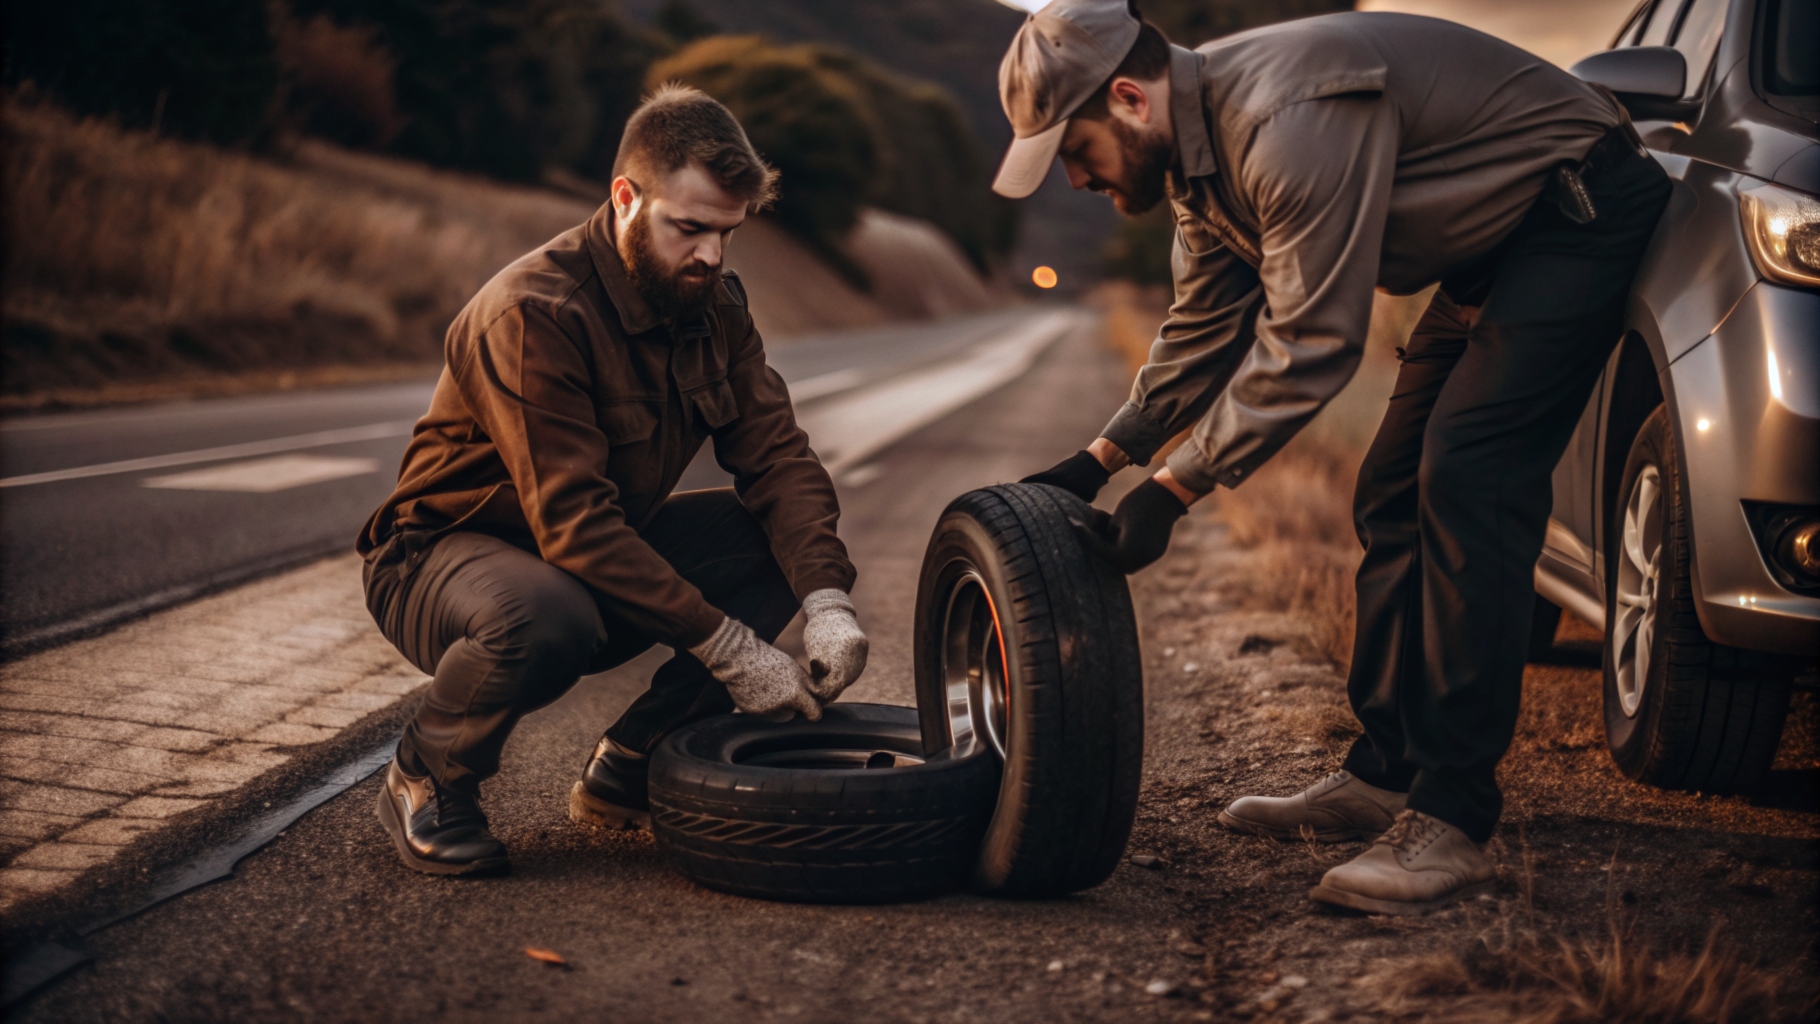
[1,101,1005,409]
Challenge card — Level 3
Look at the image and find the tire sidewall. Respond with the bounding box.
[1603,406,1676,776]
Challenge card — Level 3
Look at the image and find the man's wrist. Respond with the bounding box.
[1087,437,1132,473]
[1153,467,1204,507]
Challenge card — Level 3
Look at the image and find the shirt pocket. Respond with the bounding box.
[686,379,739,431]
[597,401,658,446]
[1176,220,1220,257]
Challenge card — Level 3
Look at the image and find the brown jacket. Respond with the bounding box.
[359,204,854,648]
[1100,13,1623,492]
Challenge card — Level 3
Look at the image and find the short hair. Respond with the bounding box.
[611,83,780,210]
[1071,12,1172,122]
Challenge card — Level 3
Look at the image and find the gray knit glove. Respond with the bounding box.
[801,588,867,702]
[690,617,822,721]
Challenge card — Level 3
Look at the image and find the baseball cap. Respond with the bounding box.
[993,0,1142,199]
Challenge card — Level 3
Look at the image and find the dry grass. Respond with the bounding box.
[2,96,594,394]
[1,97,1009,405]
[1365,913,1809,1023]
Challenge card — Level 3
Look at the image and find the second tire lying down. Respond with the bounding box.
[648,703,999,903]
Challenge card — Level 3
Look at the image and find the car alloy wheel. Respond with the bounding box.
[1612,463,1663,718]
[937,569,1011,759]
[1601,406,1795,793]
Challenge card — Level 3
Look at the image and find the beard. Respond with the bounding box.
[621,208,722,323]
[1096,116,1174,216]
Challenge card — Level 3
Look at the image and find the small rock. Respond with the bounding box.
[1182,662,1201,674]
[1130,854,1163,869]
[1046,960,1064,973]
[1164,647,1177,657]
[1145,979,1179,997]
[1281,975,1308,989]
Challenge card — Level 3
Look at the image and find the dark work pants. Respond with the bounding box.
[1339,137,1671,842]
[363,488,799,792]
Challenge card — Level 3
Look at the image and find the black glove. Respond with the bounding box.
[1021,450,1112,502]
[1079,478,1188,573]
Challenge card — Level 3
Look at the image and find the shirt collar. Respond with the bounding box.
[584,202,663,336]
[1168,44,1215,181]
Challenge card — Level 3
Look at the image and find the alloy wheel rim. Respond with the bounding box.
[940,569,1010,759]
[1613,464,1664,718]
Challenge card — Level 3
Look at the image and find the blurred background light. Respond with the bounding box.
[1032,266,1058,289]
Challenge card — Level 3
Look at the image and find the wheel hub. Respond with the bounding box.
[939,570,1010,759]
[1613,464,1664,718]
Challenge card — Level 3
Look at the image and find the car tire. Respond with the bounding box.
[1602,405,1794,793]
[647,703,1000,903]
[913,482,1144,898]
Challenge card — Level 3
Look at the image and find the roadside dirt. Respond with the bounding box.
[1114,504,1820,1022]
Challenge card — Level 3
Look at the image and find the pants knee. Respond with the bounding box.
[474,575,601,681]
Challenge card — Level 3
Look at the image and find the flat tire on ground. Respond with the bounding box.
[1602,406,1794,793]
[647,703,999,903]
[913,482,1144,898]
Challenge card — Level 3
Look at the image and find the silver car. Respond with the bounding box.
[1533,0,1817,793]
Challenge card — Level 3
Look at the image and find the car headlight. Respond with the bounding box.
[1739,181,1820,288]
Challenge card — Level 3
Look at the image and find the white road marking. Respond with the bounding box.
[798,310,1080,475]
[789,367,868,402]
[838,463,886,488]
[142,454,380,493]
[0,420,414,489]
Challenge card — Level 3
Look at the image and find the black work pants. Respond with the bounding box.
[1340,135,1670,842]
[363,488,798,792]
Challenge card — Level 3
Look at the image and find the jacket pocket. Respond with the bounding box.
[687,379,739,430]
[598,401,658,445]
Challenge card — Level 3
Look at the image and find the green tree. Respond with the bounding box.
[292,0,668,182]
[650,37,877,282]
[651,36,1012,283]
[2,0,280,145]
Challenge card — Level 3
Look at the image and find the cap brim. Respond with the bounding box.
[991,120,1068,199]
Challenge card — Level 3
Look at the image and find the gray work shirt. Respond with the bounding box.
[1100,12,1622,492]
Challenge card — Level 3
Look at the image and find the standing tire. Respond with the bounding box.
[647,703,1000,903]
[1603,406,1794,793]
[913,483,1144,898]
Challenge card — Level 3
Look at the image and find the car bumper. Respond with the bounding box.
[1667,281,1820,656]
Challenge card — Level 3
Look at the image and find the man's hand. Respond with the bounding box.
[800,588,868,702]
[690,617,822,721]
[1080,477,1190,573]
[1022,449,1114,502]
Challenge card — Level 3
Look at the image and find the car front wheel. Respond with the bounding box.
[1602,405,1794,793]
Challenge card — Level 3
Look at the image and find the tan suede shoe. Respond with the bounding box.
[1218,770,1407,842]
[1309,810,1496,915]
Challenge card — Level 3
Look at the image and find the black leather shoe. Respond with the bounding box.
[375,757,509,876]
[569,736,650,830]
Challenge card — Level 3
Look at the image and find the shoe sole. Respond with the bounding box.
[374,787,510,877]
[568,781,650,830]
[1217,810,1376,843]
[1307,879,1495,916]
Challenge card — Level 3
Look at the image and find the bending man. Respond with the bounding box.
[998,2,1669,913]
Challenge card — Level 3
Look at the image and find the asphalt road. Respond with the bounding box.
[0,307,1040,654]
[10,311,1154,1023]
